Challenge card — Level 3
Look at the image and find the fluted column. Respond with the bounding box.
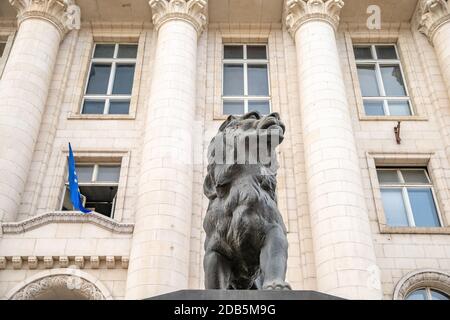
[0,0,80,222]
[285,0,381,299]
[419,0,450,103]
[125,0,207,299]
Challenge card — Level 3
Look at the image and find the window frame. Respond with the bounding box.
[60,162,121,219]
[82,43,138,115]
[377,168,443,228]
[354,44,413,117]
[222,43,271,115]
[406,287,450,300]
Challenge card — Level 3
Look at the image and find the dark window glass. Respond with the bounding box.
[80,185,118,218]
[75,165,94,182]
[376,46,398,59]
[94,44,115,58]
[408,188,441,227]
[380,65,407,96]
[86,64,111,94]
[109,101,130,114]
[82,100,105,114]
[248,100,270,115]
[248,64,269,96]
[223,64,244,96]
[364,100,385,116]
[223,101,245,115]
[354,46,373,60]
[117,44,138,58]
[97,166,121,182]
[224,45,244,59]
[112,64,135,95]
[247,46,267,59]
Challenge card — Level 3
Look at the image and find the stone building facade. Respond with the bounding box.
[0,0,450,300]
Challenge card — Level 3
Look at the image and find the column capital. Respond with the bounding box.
[285,0,344,37]
[419,0,450,44]
[9,0,80,38]
[149,0,208,36]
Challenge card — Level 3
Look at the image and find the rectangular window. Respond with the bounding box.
[61,163,121,218]
[377,168,441,228]
[222,44,271,115]
[0,42,5,58]
[354,44,412,116]
[82,43,137,115]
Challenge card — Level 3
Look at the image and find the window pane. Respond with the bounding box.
[0,42,5,57]
[80,185,118,217]
[381,188,409,227]
[109,101,130,114]
[224,45,243,59]
[112,64,135,95]
[75,166,94,183]
[354,46,373,60]
[406,289,428,300]
[86,64,111,94]
[388,100,411,116]
[376,46,398,59]
[364,100,385,116]
[248,100,270,115]
[247,46,267,59]
[94,44,115,58]
[380,65,407,96]
[223,101,244,115]
[357,65,380,96]
[248,64,269,96]
[408,188,440,227]
[401,170,429,184]
[82,100,105,114]
[97,166,121,182]
[430,290,449,300]
[117,44,138,58]
[377,170,400,184]
[223,64,244,96]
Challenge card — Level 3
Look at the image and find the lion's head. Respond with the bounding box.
[203,111,285,203]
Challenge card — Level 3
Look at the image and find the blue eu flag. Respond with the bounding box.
[68,143,91,214]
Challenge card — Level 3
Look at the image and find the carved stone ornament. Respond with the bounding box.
[393,269,450,300]
[419,0,450,44]
[285,0,344,37]
[149,0,208,35]
[9,0,81,37]
[10,275,106,300]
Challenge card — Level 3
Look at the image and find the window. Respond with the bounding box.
[222,44,271,115]
[354,44,412,116]
[0,42,5,58]
[406,288,449,300]
[61,163,121,218]
[82,43,137,115]
[377,168,441,227]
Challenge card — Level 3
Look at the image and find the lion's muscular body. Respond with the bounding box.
[203,112,291,290]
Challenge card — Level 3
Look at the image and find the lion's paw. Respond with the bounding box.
[262,281,292,290]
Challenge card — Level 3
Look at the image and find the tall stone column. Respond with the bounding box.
[285,0,381,299]
[419,0,450,101]
[125,0,207,299]
[0,0,80,222]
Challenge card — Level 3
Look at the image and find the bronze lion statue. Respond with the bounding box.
[203,111,291,290]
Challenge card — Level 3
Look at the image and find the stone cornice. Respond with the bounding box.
[1,211,134,235]
[149,0,208,36]
[419,0,450,44]
[285,0,344,37]
[0,256,129,270]
[9,0,81,38]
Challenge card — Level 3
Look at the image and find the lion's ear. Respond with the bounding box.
[203,171,217,200]
[219,115,236,132]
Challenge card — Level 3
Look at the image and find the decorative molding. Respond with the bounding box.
[0,256,130,270]
[285,0,344,37]
[149,0,208,35]
[419,0,450,44]
[9,0,81,37]
[10,274,105,300]
[393,269,450,300]
[1,211,134,235]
